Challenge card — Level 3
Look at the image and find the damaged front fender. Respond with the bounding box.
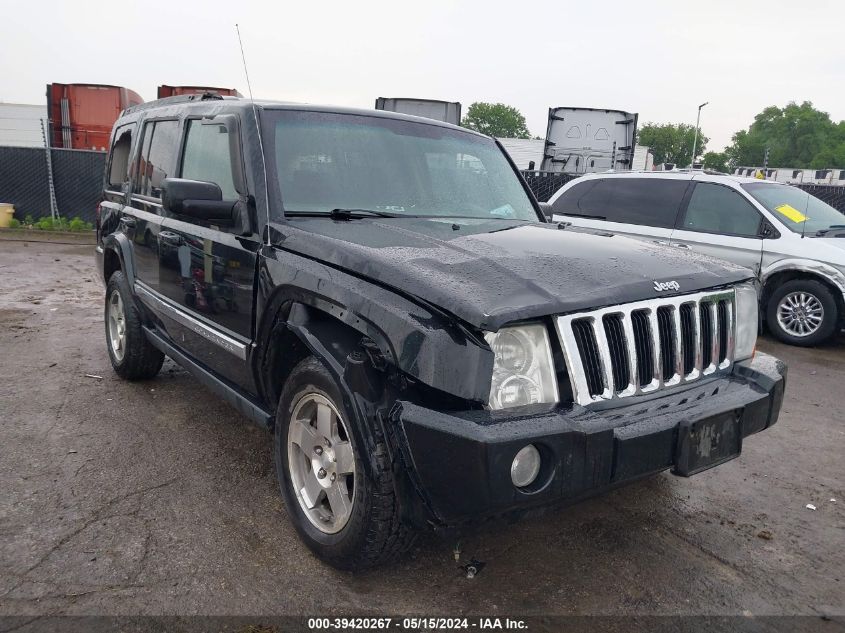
[255,245,495,403]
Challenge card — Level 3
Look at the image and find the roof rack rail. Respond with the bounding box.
[123,92,238,115]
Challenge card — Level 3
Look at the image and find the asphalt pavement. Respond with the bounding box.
[0,240,842,623]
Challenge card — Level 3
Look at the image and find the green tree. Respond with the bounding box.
[462,102,531,139]
[702,151,730,173]
[809,120,845,168]
[725,101,842,168]
[637,123,707,167]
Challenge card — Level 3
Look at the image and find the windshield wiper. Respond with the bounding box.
[562,211,607,220]
[283,209,405,220]
[814,225,845,236]
[330,208,404,220]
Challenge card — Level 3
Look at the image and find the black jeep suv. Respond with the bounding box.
[96,94,786,570]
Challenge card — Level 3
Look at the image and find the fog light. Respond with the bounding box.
[511,444,541,488]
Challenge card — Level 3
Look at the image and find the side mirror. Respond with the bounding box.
[538,202,554,222]
[161,178,235,223]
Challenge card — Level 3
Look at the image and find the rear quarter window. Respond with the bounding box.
[553,178,688,228]
[551,180,601,215]
[106,123,135,190]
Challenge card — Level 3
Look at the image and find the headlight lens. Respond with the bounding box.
[734,281,758,361]
[486,324,558,410]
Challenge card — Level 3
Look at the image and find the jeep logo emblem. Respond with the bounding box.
[654,280,680,292]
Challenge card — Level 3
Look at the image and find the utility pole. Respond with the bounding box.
[691,102,708,168]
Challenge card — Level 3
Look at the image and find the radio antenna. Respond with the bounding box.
[235,24,255,101]
[235,23,271,245]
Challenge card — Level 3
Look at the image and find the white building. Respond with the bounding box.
[0,103,48,148]
[496,138,546,170]
[732,166,845,185]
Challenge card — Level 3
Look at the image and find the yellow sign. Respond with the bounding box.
[775,203,808,223]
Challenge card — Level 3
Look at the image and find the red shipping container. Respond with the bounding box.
[47,83,143,150]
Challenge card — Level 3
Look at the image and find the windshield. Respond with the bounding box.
[261,110,539,222]
[742,182,845,234]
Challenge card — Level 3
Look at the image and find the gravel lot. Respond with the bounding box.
[0,240,843,621]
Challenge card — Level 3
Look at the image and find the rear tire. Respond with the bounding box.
[274,356,415,570]
[105,271,164,380]
[766,279,838,346]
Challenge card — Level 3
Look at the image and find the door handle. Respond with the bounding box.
[673,243,689,249]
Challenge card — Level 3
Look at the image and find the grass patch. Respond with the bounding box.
[7,214,94,232]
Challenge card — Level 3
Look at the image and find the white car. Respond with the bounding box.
[548,171,845,345]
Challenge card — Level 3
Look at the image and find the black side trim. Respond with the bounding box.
[143,326,273,429]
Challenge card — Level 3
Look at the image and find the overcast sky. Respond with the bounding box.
[3,0,844,152]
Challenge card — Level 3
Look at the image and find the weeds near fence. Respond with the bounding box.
[8,213,93,232]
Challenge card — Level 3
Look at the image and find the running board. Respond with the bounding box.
[143,326,273,429]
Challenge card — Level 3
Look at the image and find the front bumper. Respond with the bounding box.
[392,353,786,527]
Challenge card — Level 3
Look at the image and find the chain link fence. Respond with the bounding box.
[2,153,843,226]
[794,184,845,213]
[521,170,845,213]
[520,171,580,202]
[0,146,105,224]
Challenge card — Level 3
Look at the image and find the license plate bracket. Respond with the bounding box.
[673,411,742,476]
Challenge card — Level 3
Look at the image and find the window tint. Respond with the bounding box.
[181,120,238,199]
[681,183,762,237]
[552,178,687,227]
[107,124,134,189]
[560,178,687,228]
[134,120,179,198]
[551,180,601,215]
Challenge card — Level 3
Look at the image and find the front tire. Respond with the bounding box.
[766,279,838,346]
[105,271,164,380]
[274,357,415,570]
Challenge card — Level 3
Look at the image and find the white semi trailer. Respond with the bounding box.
[374,98,462,125]
[540,106,638,174]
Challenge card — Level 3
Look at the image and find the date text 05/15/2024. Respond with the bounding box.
[307,617,528,630]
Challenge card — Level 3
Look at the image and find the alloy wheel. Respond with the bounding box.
[776,291,824,337]
[287,393,356,534]
[107,289,127,361]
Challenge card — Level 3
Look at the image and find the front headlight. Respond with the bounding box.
[734,281,758,361]
[485,324,558,410]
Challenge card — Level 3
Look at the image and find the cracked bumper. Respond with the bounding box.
[393,353,786,527]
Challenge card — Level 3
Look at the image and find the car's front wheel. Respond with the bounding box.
[766,279,838,346]
[274,357,415,570]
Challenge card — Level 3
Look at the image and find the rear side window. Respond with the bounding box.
[180,120,238,199]
[555,178,687,228]
[107,124,134,190]
[551,180,601,215]
[681,183,762,237]
[134,120,179,199]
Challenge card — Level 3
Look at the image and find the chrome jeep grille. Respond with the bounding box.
[555,289,736,406]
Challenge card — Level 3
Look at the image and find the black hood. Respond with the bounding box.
[271,217,752,331]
